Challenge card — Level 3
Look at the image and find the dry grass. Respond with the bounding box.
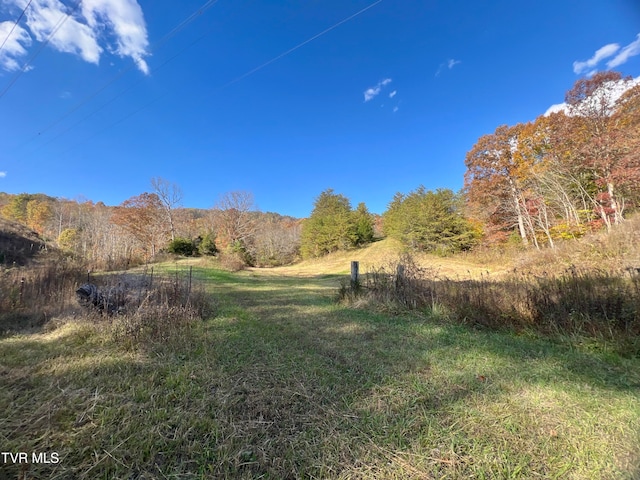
[340,254,640,356]
[259,237,492,280]
[0,260,213,346]
[0,260,87,334]
[1,264,639,478]
[463,213,640,277]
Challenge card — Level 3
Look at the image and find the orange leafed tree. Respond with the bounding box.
[112,193,165,257]
[565,71,636,228]
[464,124,536,246]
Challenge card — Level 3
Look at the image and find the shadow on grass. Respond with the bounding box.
[1,269,639,479]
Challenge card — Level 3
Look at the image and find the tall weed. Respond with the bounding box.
[341,255,640,355]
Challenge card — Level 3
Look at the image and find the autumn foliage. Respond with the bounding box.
[464,71,640,247]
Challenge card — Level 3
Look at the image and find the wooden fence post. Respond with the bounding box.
[395,264,405,291]
[351,261,359,288]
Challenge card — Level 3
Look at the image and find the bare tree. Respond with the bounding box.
[151,177,183,241]
[211,191,257,249]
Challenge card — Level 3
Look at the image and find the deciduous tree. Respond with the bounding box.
[112,193,165,257]
[151,177,183,241]
[565,71,635,227]
[210,191,257,250]
[464,124,534,245]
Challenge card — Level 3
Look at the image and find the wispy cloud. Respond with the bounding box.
[389,90,397,98]
[364,78,392,102]
[436,58,461,76]
[573,43,620,74]
[0,21,32,71]
[1,0,150,73]
[0,171,7,178]
[607,33,640,69]
[447,59,461,69]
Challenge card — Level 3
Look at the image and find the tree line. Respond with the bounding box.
[2,71,638,266]
[0,185,301,269]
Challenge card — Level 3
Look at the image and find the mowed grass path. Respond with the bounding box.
[1,264,640,479]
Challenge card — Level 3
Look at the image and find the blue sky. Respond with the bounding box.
[1,0,639,218]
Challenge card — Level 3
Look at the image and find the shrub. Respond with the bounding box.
[167,237,197,256]
[383,187,478,254]
[197,233,218,256]
[218,252,247,272]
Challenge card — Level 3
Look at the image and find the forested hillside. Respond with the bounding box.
[465,72,640,247]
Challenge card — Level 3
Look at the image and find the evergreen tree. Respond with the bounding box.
[383,187,477,254]
[301,189,359,258]
[353,202,375,245]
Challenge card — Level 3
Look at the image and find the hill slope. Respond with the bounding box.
[0,217,51,266]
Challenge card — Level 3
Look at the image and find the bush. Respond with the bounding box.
[167,237,197,256]
[218,252,247,272]
[197,233,218,256]
[383,187,478,254]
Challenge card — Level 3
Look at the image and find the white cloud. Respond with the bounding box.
[544,76,640,116]
[393,106,398,113]
[364,78,392,102]
[1,0,149,73]
[24,0,102,64]
[607,33,640,69]
[0,171,6,178]
[544,102,568,116]
[436,58,461,76]
[389,90,397,98]
[81,0,150,74]
[0,20,32,71]
[573,43,620,74]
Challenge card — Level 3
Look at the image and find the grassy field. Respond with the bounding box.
[1,254,640,479]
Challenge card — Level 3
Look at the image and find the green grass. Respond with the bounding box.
[1,263,639,479]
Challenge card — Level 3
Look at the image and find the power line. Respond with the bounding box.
[0,0,82,100]
[45,0,385,155]
[0,0,33,55]
[36,32,211,151]
[221,0,384,89]
[20,0,220,144]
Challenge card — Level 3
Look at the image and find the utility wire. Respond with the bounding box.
[0,0,82,99]
[0,0,33,55]
[20,0,220,144]
[36,32,211,151]
[221,0,383,89]
[54,0,385,155]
